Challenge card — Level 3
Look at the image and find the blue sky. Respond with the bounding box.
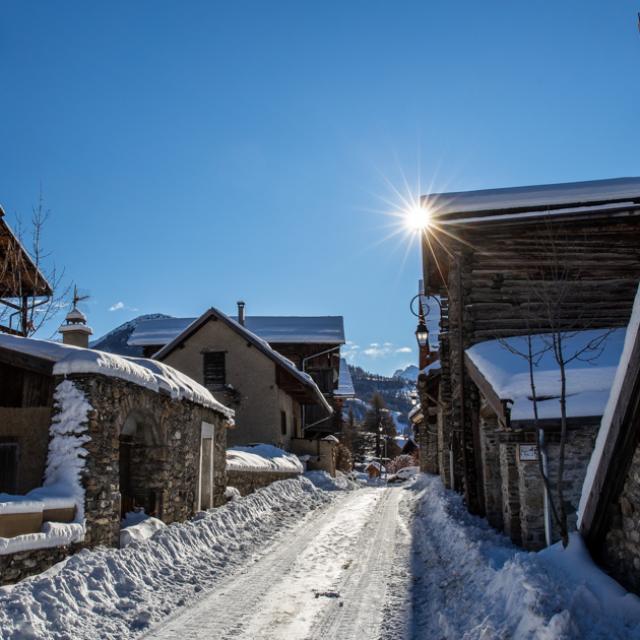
[1,1,638,375]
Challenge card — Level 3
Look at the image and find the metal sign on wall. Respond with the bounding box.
[518,444,539,462]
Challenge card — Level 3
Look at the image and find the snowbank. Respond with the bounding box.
[403,474,640,639]
[579,283,640,525]
[0,477,330,639]
[304,471,359,491]
[120,514,166,548]
[466,329,625,420]
[226,445,303,473]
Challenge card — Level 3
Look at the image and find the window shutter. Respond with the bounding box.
[203,352,226,389]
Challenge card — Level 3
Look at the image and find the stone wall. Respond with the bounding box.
[227,468,301,496]
[478,403,503,531]
[290,438,336,476]
[493,425,597,550]
[0,544,76,587]
[601,442,640,593]
[1,372,229,585]
[69,374,228,548]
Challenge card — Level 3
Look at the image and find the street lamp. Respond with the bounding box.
[415,320,429,349]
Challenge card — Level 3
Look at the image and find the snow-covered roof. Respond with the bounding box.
[153,308,333,415]
[128,317,193,347]
[423,177,640,218]
[226,445,304,473]
[0,334,234,417]
[128,315,346,347]
[465,329,626,422]
[579,284,640,527]
[408,403,423,421]
[334,358,355,398]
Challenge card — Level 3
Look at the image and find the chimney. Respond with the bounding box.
[237,300,246,326]
[59,296,92,349]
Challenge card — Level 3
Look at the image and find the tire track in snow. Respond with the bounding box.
[306,487,404,640]
[144,488,388,640]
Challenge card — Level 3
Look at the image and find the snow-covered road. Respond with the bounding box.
[146,486,403,640]
[3,474,640,639]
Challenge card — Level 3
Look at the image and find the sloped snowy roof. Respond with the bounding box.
[334,358,355,398]
[153,308,333,414]
[0,334,233,417]
[128,315,346,347]
[423,177,640,218]
[465,329,626,422]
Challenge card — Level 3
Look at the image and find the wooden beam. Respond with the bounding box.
[464,352,510,428]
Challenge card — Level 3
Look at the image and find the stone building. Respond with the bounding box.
[102,304,355,436]
[0,329,233,584]
[417,177,640,546]
[151,307,334,450]
[580,285,640,593]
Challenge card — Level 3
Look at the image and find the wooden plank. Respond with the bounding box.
[580,324,640,550]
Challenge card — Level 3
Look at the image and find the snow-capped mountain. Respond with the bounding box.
[392,364,420,382]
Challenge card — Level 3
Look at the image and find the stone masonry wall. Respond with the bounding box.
[499,441,521,545]
[0,544,76,586]
[497,425,597,550]
[227,469,301,496]
[68,374,228,548]
[478,403,503,531]
[602,442,640,594]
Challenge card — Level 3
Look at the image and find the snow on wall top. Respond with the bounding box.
[226,445,304,473]
[423,177,640,217]
[334,358,355,398]
[466,329,626,421]
[578,284,640,526]
[128,315,346,347]
[0,334,233,417]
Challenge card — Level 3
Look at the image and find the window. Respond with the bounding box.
[280,411,288,436]
[203,352,226,390]
[0,443,18,494]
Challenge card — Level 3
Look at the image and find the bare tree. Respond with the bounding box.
[498,222,614,546]
[0,191,69,336]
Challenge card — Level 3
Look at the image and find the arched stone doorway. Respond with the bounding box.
[119,410,167,519]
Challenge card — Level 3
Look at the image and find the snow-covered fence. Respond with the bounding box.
[226,445,303,496]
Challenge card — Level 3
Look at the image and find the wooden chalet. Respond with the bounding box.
[0,207,52,336]
[419,176,640,521]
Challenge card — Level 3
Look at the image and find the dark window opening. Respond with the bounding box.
[280,411,287,436]
[0,443,18,494]
[203,352,226,390]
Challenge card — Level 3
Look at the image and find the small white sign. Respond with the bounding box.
[519,444,538,462]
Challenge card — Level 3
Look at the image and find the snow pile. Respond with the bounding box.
[120,513,166,548]
[43,380,92,523]
[466,329,625,420]
[0,477,330,639]
[399,475,640,639]
[226,445,303,473]
[578,283,640,525]
[304,470,360,491]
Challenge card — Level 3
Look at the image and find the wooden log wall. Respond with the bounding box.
[429,214,640,513]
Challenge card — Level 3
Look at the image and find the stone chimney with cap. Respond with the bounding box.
[237,300,246,326]
[59,287,92,348]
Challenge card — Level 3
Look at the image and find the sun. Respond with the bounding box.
[405,204,431,231]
